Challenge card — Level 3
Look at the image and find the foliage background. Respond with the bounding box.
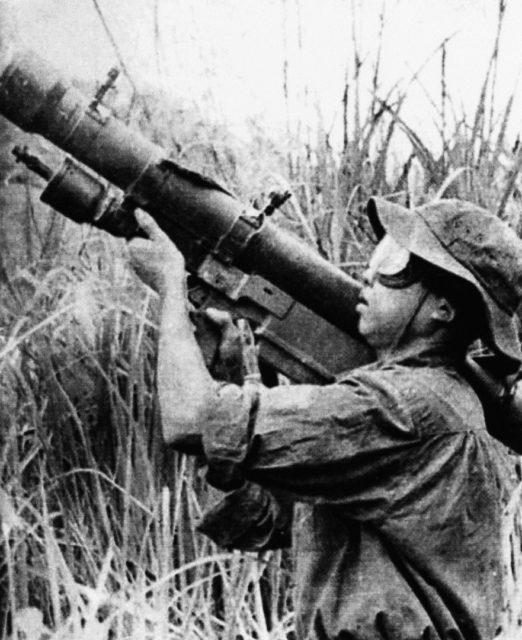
[1,0,522,638]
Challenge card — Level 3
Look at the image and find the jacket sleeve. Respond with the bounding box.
[197,481,292,551]
[202,372,421,520]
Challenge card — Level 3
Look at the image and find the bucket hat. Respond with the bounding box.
[367,197,522,374]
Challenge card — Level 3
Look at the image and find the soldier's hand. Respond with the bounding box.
[128,210,185,295]
[206,308,244,382]
[193,308,261,385]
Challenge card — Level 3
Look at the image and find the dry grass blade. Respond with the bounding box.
[490,89,517,180]
[0,302,75,363]
[496,145,522,219]
[434,167,472,200]
[378,99,442,189]
[470,0,506,169]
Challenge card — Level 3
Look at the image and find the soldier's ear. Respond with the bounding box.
[430,295,456,324]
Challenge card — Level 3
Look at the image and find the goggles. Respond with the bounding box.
[368,235,421,289]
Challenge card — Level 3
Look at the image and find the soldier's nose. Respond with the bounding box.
[362,267,374,286]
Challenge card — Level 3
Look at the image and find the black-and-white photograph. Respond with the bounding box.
[1,1,522,638]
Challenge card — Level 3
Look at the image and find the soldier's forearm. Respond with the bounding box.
[157,283,217,452]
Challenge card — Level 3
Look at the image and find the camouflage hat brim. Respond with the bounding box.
[367,197,522,373]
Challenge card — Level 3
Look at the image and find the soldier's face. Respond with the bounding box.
[356,236,428,351]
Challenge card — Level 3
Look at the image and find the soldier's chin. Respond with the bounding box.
[357,317,381,349]
[357,315,371,340]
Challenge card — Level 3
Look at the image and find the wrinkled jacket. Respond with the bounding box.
[196,346,519,640]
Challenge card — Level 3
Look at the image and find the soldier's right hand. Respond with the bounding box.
[128,209,185,296]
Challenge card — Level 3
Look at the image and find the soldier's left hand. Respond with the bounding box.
[128,210,185,295]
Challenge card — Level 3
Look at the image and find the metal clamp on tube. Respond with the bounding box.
[213,211,265,265]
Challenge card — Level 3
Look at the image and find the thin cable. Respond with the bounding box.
[91,0,135,92]
[90,0,154,124]
[383,287,431,362]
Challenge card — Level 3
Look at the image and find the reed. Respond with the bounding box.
[1,1,521,637]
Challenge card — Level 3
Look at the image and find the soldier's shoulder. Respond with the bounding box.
[344,360,484,434]
[344,359,461,392]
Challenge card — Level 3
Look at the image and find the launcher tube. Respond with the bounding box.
[0,44,367,341]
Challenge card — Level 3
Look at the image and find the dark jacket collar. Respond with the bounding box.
[375,337,465,369]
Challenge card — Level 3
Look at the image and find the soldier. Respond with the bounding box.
[129,197,522,640]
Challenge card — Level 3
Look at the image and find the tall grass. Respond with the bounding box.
[1,0,522,638]
[0,231,293,639]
